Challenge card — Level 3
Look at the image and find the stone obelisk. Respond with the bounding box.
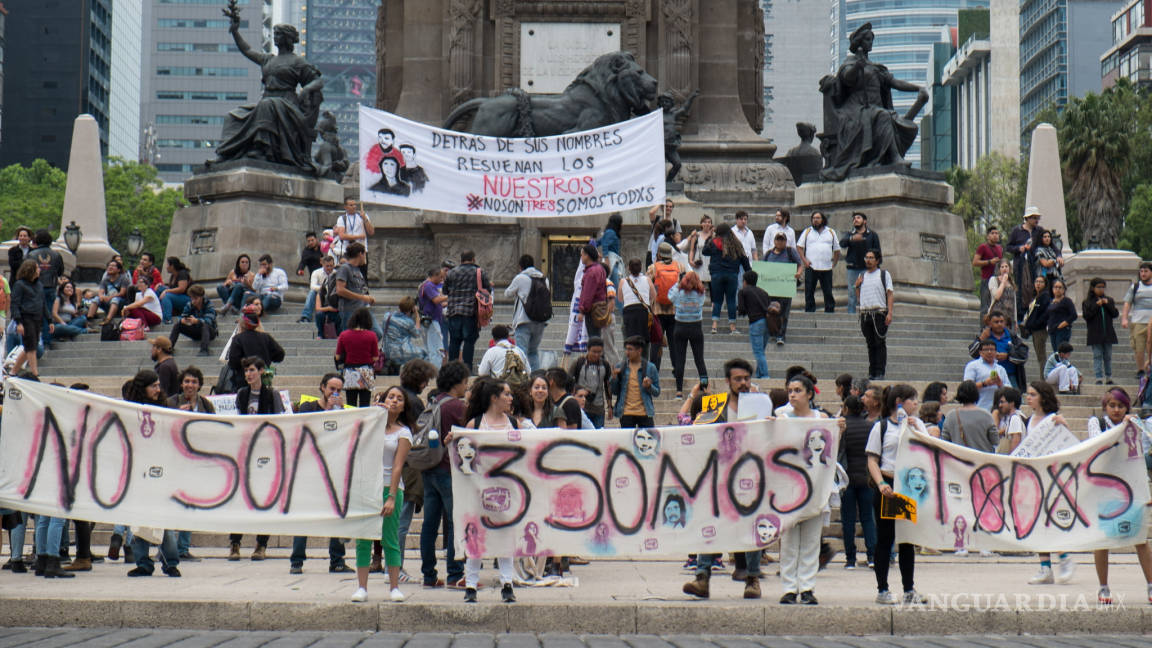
[60,115,118,280]
[1025,123,1072,256]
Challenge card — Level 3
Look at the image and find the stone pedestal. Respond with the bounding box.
[1061,249,1142,307]
[794,169,977,310]
[61,115,117,282]
[1026,123,1072,255]
[169,165,344,286]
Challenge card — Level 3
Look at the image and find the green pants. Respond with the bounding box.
[356,487,403,568]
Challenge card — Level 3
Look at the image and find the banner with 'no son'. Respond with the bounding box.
[893,421,1150,552]
[358,105,665,217]
[0,380,390,538]
[448,419,840,558]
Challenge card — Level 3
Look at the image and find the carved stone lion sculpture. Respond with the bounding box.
[442,51,658,137]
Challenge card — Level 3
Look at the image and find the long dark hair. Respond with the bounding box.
[376,385,416,429]
[232,254,251,277]
[714,224,744,260]
[881,384,918,418]
[1029,380,1059,415]
[606,213,623,234]
[466,377,510,423]
[122,370,164,406]
[58,281,80,309]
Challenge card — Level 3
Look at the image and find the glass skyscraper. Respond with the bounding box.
[304,0,376,162]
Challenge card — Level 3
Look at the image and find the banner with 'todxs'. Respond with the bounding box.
[0,379,389,538]
[449,419,839,558]
[358,105,665,218]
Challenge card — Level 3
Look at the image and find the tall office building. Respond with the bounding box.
[109,0,143,161]
[761,0,835,154]
[837,0,991,166]
[1020,0,1121,135]
[305,0,375,161]
[143,0,270,183]
[1100,0,1152,89]
[0,0,113,169]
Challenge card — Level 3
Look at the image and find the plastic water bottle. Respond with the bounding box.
[428,430,440,449]
[896,403,907,427]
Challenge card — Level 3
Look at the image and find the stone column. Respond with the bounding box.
[393,0,446,121]
[1025,123,1071,255]
[60,115,115,280]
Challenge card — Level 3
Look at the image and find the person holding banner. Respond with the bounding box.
[865,384,929,605]
[460,378,529,603]
[1022,381,1076,585]
[1086,387,1152,604]
[761,231,804,346]
[351,386,413,603]
[703,224,752,335]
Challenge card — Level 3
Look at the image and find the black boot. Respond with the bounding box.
[10,560,27,574]
[33,555,47,576]
[43,556,75,579]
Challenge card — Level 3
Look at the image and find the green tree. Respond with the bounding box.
[0,158,185,261]
[947,152,1027,235]
[1120,184,1152,261]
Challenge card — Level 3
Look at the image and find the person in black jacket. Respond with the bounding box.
[7,226,32,279]
[227,312,286,384]
[838,395,877,570]
[1083,277,1119,384]
[10,259,47,376]
[839,212,882,315]
[568,339,613,427]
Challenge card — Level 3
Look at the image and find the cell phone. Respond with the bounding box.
[700,377,709,390]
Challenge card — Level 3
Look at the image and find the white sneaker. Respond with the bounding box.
[953,549,969,557]
[875,590,897,605]
[1056,554,1076,583]
[1028,565,1054,585]
[979,550,996,558]
[350,587,368,602]
[390,588,405,602]
[902,589,927,605]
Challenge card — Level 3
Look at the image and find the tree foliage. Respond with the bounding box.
[0,157,185,261]
[947,152,1027,236]
[1120,184,1152,262]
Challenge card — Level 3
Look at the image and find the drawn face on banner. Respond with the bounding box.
[633,428,660,457]
[456,437,477,474]
[804,428,830,467]
[1124,423,1140,458]
[755,514,781,546]
[902,466,929,502]
[662,492,686,528]
[953,515,967,541]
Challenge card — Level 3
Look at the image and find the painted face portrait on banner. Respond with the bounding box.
[633,428,660,458]
[803,428,832,467]
[755,513,781,546]
[457,437,477,474]
[662,492,687,528]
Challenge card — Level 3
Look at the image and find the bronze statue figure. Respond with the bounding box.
[442,51,658,137]
[818,22,929,181]
[215,0,324,172]
[659,89,698,182]
[786,122,821,159]
[312,111,349,181]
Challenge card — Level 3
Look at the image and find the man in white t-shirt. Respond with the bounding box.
[964,340,1004,410]
[1122,261,1152,379]
[761,208,797,256]
[477,325,529,379]
[855,251,893,380]
[333,198,375,280]
[733,211,759,261]
[797,211,841,313]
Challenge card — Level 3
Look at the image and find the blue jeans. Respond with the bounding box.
[515,321,547,371]
[160,292,190,322]
[216,284,245,309]
[398,499,415,570]
[177,531,191,556]
[841,485,877,565]
[845,268,865,314]
[41,287,55,346]
[290,536,347,569]
[34,515,66,557]
[130,530,180,574]
[315,310,340,338]
[299,289,317,321]
[748,318,770,378]
[447,315,480,368]
[1049,326,1071,350]
[421,467,464,584]
[710,272,739,322]
[246,292,282,313]
[2,510,27,561]
[696,551,761,578]
[1092,344,1113,379]
[51,315,88,340]
[587,413,605,428]
[426,320,445,369]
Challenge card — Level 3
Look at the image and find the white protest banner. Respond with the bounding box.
[0,379,388,538]
[449,419,839,558]
[205,390,294,416]
[893,421,1149,552]
[1009,417,1080,458]
[358,105,665,217]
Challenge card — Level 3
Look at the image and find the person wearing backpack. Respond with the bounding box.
[478,325,530,385]
[504,254,550,371]
[646,242,684,371]
[443,250,491,369]
[568,338,613,427]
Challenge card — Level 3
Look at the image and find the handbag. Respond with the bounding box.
[625,276,666,347]
[589,301,613,328]
[475,267,493,328]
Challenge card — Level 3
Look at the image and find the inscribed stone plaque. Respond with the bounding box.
[520,22,621,93]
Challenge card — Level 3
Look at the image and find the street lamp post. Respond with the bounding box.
[126,228,145,268]
[63,221,82,255]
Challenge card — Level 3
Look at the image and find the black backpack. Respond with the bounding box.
[323,267,342,309]
[523,276,553,322]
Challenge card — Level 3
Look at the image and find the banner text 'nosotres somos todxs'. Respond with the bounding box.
[358,105,665,218]
[0,379,389,538]
[449,419,839,558]
[894,422,1149,552]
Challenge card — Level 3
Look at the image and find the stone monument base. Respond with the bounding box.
[1061,249,1142,307]
[169,166,344,287]
[794,170,977,310]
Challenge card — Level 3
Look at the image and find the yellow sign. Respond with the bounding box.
[298,394,357,410]
[693,392,728,425]
[880,492,917,523]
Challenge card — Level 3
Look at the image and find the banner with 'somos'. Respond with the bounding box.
[0,380,388,538]
[894,422,1150,552]
[448,419,839,558]
[358,105,665,217]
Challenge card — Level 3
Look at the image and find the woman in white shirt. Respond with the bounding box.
[865,383,928,606]
[777,375,838,605]
[351,386,413,604]
[460,378,535,604]
[122,274,164,327]
[620,258,655,351]
[1022,381,1075,587]
[1086,387,1152,605]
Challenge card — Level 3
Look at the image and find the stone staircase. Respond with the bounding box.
[24,296,1147,557]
